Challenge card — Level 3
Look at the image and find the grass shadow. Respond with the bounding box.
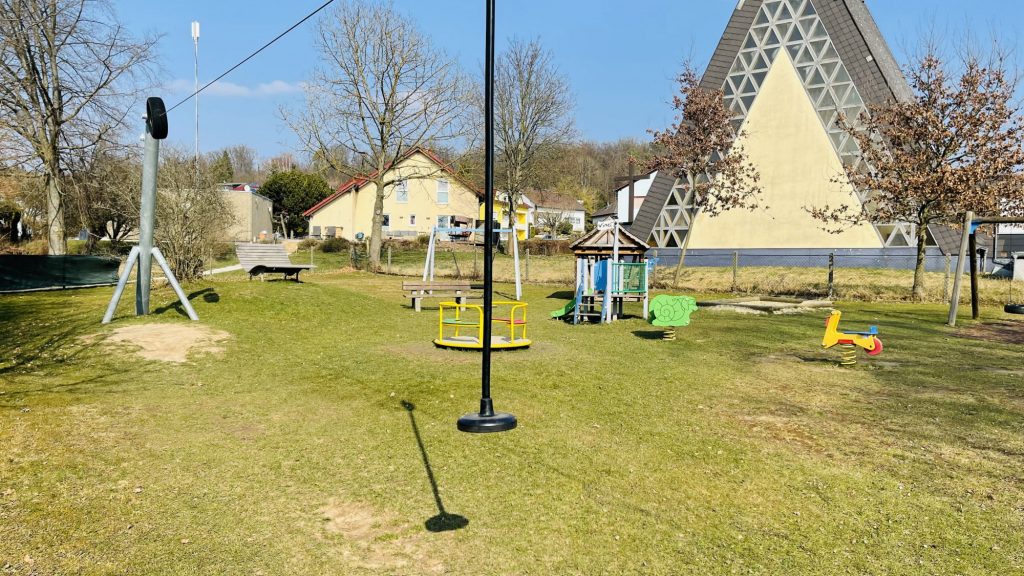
[632,330,667,341]
[400,400,469,533]
[153,287,218,318]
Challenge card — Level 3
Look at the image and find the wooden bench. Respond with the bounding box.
[402,281,483,312]
[236,243,313,281]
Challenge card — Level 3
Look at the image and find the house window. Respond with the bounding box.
[410,214,416,226]
[382,214,390,227]
[437,215,451,228]
[396,180,408,203]
[437,179,449,204]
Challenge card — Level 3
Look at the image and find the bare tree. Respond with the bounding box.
[808,48,1024,300]
[0,0,157,254]
[491,38,574,253]
[647,63,763,285]
[224,145,258,182]
[285,0,470,269]
[152,148,233,281]
[535,209,567,237]
[65,142,140,251]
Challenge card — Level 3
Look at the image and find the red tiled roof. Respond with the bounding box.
[302,147,482,217]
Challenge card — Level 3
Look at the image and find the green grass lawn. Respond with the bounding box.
[1,270,1022,574]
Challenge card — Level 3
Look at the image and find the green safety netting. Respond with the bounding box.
[0,255,120,293]
[614,262,647,293]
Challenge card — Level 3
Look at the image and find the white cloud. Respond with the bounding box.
[165,78,304,97]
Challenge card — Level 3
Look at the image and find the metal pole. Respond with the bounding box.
[943,254,952,301]
[102,246,140,324]
[948,211,973,326]
[136,129,159,315]
[969,232,980,320]
[458,0,515,433]
[828,252,835,300]
[732,251,739,292]
[192,21,200,167]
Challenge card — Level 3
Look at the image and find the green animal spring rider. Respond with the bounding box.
[648,295,698,341]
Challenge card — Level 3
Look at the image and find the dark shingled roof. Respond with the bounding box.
[700,0,911,106]
[628,172,676,241]
[632,0,915,245]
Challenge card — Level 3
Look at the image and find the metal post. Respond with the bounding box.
[943,254,952,301]
[511,230,521,300]
[152,248,198,321]
[102,246,140,324]
[652,249,658,286]
[731,251,739,292]
[827,252,835,300]
[948,211,973,326]
[969,232,980,320]
[457,0,515,433]
[135,127,160,315]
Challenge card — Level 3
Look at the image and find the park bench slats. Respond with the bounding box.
[402,280,484,312]
[236,243,313,281]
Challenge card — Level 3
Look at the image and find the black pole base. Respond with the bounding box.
[457,411,517,433]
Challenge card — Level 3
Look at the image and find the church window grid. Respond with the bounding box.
[648,0,923,251]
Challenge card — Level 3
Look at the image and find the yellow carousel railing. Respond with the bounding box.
[437,301,529,346]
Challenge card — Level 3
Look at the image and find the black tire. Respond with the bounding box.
[146,97,168,140]
[1005,303,1024,315]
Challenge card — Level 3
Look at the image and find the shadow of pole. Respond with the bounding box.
[401,400,469,533]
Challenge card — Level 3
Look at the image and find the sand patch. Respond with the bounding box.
[92,323,230,363]
[320,500,444,574]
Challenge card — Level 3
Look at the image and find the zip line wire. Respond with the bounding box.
[164,0,336,115]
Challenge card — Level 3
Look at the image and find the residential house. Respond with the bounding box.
[218,183,274,242]
[590,204,618,228]
[525,190,586,235]
[611,170,658,224]
[302,148,482,241]
[480,192,531,241]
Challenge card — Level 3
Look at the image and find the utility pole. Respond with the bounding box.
[191,21,200,167]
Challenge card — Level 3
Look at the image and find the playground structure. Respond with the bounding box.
[552,221,650,324]
[434,301,530,350]
[422,226,521,301]
[103,97,197,324]
[822,311,883,366]
[648,295,698,341]
[948,212,1024,324]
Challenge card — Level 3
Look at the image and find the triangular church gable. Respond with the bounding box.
[634,0,918,249]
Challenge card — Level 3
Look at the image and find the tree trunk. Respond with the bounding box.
[912,222,930,301]
[672,225,694,287]
[45,173,65,255]
[368,179,385,270]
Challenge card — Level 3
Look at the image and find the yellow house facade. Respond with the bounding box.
[480,194,531,241]
[303,148,482,241]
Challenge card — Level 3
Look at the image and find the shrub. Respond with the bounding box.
[211,242,236,261]
[297,238,320,251]
[557,221,574,236]
[521,238,572,256]
[320,237,351,253]
[415,233,430,247]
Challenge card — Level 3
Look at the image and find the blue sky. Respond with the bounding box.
[112,0,1023,162]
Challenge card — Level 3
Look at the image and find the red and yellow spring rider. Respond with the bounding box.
[822,311,883,366]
